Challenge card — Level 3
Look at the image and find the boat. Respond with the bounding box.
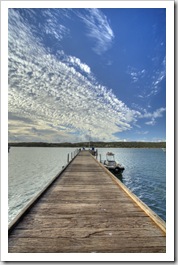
[102,152,125,173]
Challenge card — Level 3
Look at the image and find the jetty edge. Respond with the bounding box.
[8,149,80,232]
[92,153,166,234]
[8,150,166,253]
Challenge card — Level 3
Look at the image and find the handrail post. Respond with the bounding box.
[96,149,98,159]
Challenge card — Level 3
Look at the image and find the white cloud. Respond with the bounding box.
[142,107,166,126]
[62,54,91,74]
[137,130,149,135]
[152,107,166,118]
[145,120,156,126]
[142,107,166,119]
[44,22,69,42]
[127,66,146,84]
[8,9,139,143]
[147,57,166,97]
[77,9,114,55]
[128,55,165,100]
[36,9,70,43]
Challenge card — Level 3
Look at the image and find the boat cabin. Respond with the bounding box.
[103,152,125,173]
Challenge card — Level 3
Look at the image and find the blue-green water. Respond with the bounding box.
[98,148,166,222]
[8,147,166,224]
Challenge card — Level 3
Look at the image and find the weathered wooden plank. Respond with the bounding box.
[33,192,134,202]
[8,237,166,253]
[45,186,121,192]
[26,208,147,217]
[56,179,112,185]
[39,198,141,205]
[28,210,146,217]
[31,201,145,211]
[8,245,166,253]
[16,215,162,230]
[10,226,164,238]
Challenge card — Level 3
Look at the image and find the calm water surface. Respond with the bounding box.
[98,148,166,221]
[8,147,166,224]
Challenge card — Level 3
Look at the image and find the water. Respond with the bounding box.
[98,148,166,221]
[8,147,166,224]
[8,147,77,224]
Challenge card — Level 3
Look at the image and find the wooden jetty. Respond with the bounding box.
[8,150,166,253]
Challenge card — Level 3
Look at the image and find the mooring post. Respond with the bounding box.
[67,153,69,163]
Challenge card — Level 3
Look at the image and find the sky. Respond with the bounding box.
[8,7,166,143]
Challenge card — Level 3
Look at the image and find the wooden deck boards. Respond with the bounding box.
[8,151,166,253]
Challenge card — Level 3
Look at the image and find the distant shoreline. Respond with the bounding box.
[8,141,166,148]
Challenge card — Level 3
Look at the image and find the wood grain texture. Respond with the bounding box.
[8,150,166,253]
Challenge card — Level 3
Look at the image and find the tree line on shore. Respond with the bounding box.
[8,141,166,148]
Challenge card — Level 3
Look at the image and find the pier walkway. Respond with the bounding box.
[8,151,166,253]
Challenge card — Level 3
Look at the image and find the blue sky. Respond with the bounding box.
[8,7,166,143]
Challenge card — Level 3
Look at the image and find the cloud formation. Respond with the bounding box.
[128,56,166,101]
[149,56,166,97]
[142,108,166,126]
[128,67,146,83]
[8,9,138,142]
[77,8,114,55]
[57,51,91,74]
[8,9,165,143]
